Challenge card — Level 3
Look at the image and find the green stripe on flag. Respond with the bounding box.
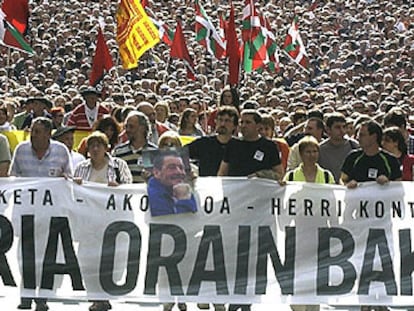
[284,42,297,53]
[5,22,34,54]
[196,28,207,41]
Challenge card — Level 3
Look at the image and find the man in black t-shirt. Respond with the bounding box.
[340,121,401,311]
[341,120,401,187]
[218,109,284,180]
[188,106,239,176]
[218,109,283,311]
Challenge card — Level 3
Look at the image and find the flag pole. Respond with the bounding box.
[5,47,11,94]
[113,63,128,101]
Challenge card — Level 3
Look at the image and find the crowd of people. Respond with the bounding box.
[0,0,414,311]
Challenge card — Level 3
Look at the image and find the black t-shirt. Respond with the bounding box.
[341,149,402,182]
[188,136,227,176]
[223,137,281,177]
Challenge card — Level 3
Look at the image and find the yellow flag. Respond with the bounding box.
[3,130,30,152]
[116,0,160,69]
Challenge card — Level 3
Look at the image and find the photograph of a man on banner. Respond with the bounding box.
[144,148,198,217]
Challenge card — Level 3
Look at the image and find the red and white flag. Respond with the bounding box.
[282,16,309,70]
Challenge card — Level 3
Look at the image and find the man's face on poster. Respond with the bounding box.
[154,156,186,187]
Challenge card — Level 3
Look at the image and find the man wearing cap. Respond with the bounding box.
[52,126,85,168]
[13,99,34,130]
[66,87,109,130]
[21,97,53,130]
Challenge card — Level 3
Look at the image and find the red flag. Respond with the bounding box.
[170,21,196,81]
[2,0,29,34]
[225,4,240,86]
[90,28,114,87]
[141,0,148,8]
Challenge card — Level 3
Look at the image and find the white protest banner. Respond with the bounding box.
[0,177,414,306]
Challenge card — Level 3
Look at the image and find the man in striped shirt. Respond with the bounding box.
[112,111,157,183]
[66,87,109,130]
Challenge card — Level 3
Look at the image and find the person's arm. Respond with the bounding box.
[118,159,133,184]
[272,163,285,180]
[217,160,229,176]
[340,172,358,188]
[251,164,284,180]
[0,161,10,177]
[286,144,301,171]
[376,175,401,184]
[0,135,11,177]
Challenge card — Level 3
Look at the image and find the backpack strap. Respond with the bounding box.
[113,158,121,184]
[323,170,330,184]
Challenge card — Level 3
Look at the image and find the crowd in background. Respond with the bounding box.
[0,0,412,138]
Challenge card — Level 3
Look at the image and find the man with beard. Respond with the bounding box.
[112,111,157,183]
[188,106,239,311]
[188,106,239,176]
[147,149,197,216]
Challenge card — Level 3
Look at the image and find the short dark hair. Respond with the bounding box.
[241,109,262,124]
[153,150,182,170]
[383,108,407,129]
[326,112,346,128]
[307,117,325,130]
[361,120,383,145]
[126,111,150,138]
[217,105,239,126]
[383,127,407,155]
[86,131,109,149]
[32,117,52,132]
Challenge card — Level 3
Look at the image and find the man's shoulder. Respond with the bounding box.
[50,140,70,153]
[227,137,242,146]
[113,142,131,154]
[344,148,364,161]
[72,104,86,113]
[98,105,110,113]
[148,176,165,191]
[256,136,279,151]
[14,140,31,152]
[190,135,218,145]
[380,149,399,162]
[145,142,158,149]
[0,133,7,142]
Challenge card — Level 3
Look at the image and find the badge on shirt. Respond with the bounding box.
[368,168,378,179]
[253,150,264,161]
[48,167,59,177]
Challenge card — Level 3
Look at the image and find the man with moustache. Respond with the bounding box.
[147,149,197,217]
[188,106,239,176]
